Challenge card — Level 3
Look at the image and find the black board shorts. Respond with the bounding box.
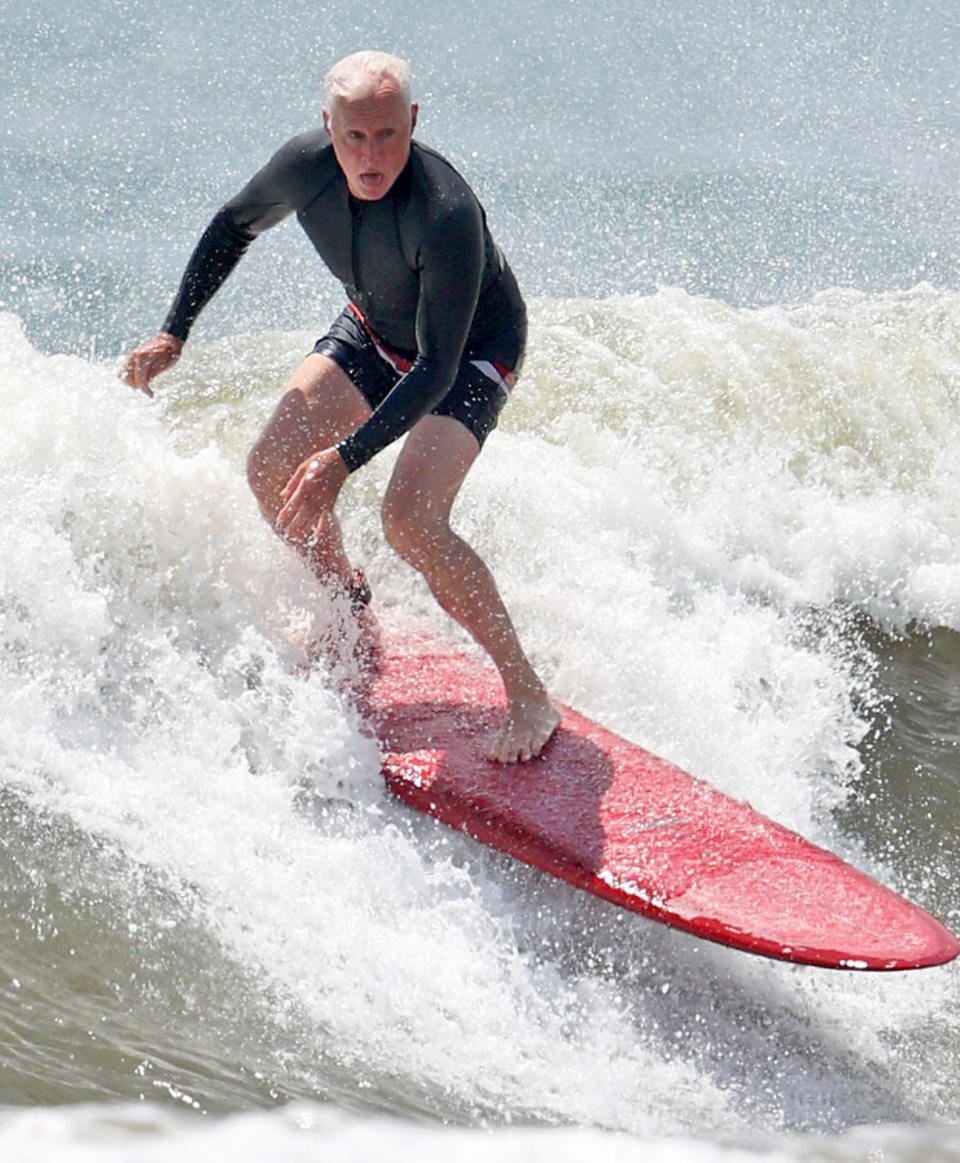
[312,304,524,450]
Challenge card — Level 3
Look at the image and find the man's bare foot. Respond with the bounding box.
[350,599,383,682]
[300,570,381,688]
[488,692,561,763]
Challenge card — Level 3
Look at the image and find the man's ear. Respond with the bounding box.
[411,103,419,133]
[323,108,331,134]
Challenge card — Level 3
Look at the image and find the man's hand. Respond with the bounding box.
[276,446,350,546]
[121,333,184,397]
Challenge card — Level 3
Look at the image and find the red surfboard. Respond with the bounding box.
[368,623,958,970]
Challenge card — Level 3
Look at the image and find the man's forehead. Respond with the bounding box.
[328,87,411,122]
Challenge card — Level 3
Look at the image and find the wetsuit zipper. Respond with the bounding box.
[349,196,362,298]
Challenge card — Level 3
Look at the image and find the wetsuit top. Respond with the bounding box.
[161,132,526,472]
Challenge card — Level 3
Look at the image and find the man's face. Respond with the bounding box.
[324,87,418,201]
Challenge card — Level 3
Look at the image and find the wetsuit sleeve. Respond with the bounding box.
[161,144,303,341]
[335,198,485,472]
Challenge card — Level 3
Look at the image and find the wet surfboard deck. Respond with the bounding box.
[368,623,959,970]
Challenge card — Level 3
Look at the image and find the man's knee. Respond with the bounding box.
[246,389,309,499]
[381,498,441,567]
[381,497,415,559]
[246,438,272,497]
[246,440,282,520]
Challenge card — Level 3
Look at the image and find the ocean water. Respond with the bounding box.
[3,1,960,1160]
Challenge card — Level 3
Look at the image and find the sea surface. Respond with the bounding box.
[3,1,960,1160]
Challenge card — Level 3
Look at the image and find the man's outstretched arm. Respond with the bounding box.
[120,135,307,394]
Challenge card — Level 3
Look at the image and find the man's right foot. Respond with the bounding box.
[347,569,372,614]
[344,569,382,680]
[298,568,381,685]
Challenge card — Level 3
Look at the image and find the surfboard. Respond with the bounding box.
[368,623,959,971]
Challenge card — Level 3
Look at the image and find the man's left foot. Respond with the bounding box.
[487,695,561,763]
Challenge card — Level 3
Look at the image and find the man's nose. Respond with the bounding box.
[361,137,381,164]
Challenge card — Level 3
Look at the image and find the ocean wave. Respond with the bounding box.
[0,303,956,1138]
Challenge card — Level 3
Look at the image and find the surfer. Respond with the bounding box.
[122,50,560,763]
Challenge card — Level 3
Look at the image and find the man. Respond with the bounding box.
[123,50,559,763]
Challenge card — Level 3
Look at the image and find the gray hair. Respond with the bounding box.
[323,51,413,108]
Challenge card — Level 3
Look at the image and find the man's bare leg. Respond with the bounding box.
[247,354,371,589]
[382,415,560,763]
[247,354,380,670]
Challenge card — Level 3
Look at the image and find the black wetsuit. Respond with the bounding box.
[162,132,526,471]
